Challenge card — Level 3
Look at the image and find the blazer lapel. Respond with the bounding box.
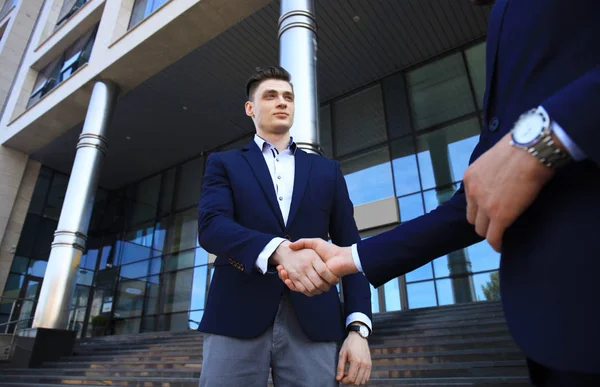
[241,141,285,229]
[286,149,312,231]
[482,0,509,117]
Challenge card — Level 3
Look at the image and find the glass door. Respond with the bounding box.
[14,275,43,331]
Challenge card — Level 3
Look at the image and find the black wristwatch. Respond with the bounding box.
[347,324,370,339]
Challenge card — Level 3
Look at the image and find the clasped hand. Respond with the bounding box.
[273,239,358,296]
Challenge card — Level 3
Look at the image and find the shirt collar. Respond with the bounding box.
[254,134,297,154]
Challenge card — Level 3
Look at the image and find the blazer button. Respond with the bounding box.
[488,116,500,132]
[284,234,291,240]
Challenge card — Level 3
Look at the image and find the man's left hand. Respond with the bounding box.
[463,133,556,252]
[337,329,371,385]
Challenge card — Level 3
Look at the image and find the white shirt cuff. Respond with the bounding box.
[346,312,373,333]
[255,237,287,274]
[539,106,587,161]
[351,243,364,273]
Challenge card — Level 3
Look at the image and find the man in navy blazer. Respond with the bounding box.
[196,66,373,386]
[282,1,600,385]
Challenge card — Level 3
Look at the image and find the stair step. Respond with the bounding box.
[42,359,202,368]
[370,360,528,379]
[370,336,518,353]
[365,376,530,386]
[0,375,199,386]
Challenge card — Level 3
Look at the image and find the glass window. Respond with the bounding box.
[340,146,394,206]
[189,309,204,330]
[164,266,207,313]
[113,317,141,335]
[383,279,401,312]
[129,175,160,225]
[423,185,459,213]
[473,271,500,302]
[333,84,387,157]
[407,53,475,130]
[436,278,454,306]
[119,222,155,265]
[433,256,450,278]
[144,275,160,315]
[114,279,146,318]
[161,310,194,332]
[175,157,204,211]
[130,0,169,29]
[29,168,52,216]
[120,260,149,280]
[10,256,29,275]
[56,0,87,27]
[149,257,162,276]
[158,168,176,217]
[28,259,48,277]
[166,208,198,254]
[398,193,424,223]
[76,267,94,286]
[405,263,433,283]
[467,241,501,274]
[15,214,40,258]
[417,118,481,190]
[32,217,58,260]
[0,0,17,20]
[407,281,437,309]
[319,104,333,158]
[391,137,421,196]
[465,42,487,109]
[28,25,98,108]
[81,237,101,271]
[44,173,69,220]
[370,284,380,314]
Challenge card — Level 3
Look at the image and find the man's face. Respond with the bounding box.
[245,79,295,135]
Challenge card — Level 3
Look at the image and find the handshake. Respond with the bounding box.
[270,238,360,297]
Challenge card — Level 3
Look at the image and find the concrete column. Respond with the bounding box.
[0,146,36,294]
[33,81,118,330]
[279,0,321,155]
[427,134,476,303]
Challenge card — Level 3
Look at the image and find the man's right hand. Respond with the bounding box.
[276,238,359,295]
[270,241,339,296]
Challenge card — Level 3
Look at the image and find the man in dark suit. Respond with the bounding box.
[281,1,600,385]
[196,66,373,386]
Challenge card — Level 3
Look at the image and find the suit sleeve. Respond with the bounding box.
[542,65,600,166]
[328,161,372,322]
[197,153,279,274]
[357,138,489,288]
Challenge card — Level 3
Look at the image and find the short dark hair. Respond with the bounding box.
[246,66,292,100]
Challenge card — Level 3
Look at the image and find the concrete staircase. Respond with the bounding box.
[0,301,531,386]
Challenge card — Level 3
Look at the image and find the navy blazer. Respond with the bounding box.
[197,140,372,342]
[358,0,600,373]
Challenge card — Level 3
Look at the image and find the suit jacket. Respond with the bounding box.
[197,140,372,342]
[357,0,600,373]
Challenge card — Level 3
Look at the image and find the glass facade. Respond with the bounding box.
[1,40,499,337]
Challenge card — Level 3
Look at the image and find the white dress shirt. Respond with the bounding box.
[350,106,587,273]
[252,134,372,332]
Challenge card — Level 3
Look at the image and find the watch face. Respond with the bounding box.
[512,110,546,146]
[359,326,369,338]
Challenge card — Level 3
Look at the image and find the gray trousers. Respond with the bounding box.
[199,292,339,387]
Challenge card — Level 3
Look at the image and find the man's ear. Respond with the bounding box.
[245,101,254,117]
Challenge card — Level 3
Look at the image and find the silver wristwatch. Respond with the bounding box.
[509,107,571,169]
[348,324,370,339]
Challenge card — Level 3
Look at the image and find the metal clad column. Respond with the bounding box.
[33,81,118,329]
[279,0,321,155]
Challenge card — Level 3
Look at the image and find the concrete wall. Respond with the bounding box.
[0,0,45,119]
[0,146,40,295]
